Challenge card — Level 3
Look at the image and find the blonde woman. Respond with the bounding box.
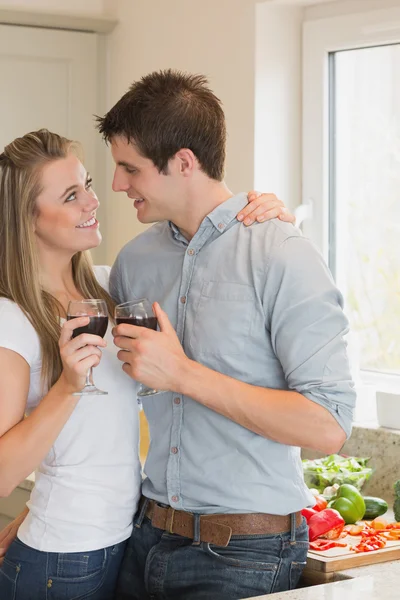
[0,129,292,599]
[0,130,142,600]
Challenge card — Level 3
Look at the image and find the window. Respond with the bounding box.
[331,44,400,376]
[303,7,400,420]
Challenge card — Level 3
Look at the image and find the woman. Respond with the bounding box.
[0,129,292,599]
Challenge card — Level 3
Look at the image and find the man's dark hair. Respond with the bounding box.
[96,69,226,181]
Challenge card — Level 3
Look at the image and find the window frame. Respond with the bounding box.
[302,6,400,396]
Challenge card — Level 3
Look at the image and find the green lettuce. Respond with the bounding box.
[302,454,373,493]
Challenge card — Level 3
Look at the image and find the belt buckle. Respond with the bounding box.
[165,506,176,534]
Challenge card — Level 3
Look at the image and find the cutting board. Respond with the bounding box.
[304,534,400,583]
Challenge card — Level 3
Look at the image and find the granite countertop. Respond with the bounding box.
[247,566,400,599]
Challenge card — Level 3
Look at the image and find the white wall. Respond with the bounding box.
[255,4,303,210]
[305,0,400,20]
[104,0,257,262]
[0,0,107,16]
[2,0,398,265]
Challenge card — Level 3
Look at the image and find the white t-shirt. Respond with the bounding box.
[0,266,142,552]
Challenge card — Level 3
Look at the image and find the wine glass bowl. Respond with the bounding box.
[67,299,109,396]
[115,298,162,397]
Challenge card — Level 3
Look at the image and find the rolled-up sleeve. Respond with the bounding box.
[265,236,356,439]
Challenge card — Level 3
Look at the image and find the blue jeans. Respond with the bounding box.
[0,537,127,600]
[115,504,309,600]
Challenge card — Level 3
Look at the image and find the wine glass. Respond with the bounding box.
[67,299,109,396]
[115,298,162,397]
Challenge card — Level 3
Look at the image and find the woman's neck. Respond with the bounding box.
[39,250,83,312]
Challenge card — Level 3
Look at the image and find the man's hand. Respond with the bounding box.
[0,507,28,565]
[237,192,295,226]
[112,303,189,392]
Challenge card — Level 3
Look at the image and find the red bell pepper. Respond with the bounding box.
[309,539,347,551]
[308,508,345,542]
[301,508,318,523]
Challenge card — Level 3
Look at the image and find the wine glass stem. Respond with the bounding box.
[84,367,93,387]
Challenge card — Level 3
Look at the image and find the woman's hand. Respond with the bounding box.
[237,191,296,226]
[0,508,28,566]
[58,317,107,394]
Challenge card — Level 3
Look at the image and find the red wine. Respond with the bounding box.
[67,315,109,339]
[116,316,157,330]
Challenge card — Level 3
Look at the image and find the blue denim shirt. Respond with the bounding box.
[110,193,355,515]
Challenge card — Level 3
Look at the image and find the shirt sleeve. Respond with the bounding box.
[264,235,356,439]
[0,300,41,367]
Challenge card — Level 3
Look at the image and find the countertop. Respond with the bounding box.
[248,510,400,599]
[247,564,400,599]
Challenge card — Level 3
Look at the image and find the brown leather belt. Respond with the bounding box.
[142,498,302,547]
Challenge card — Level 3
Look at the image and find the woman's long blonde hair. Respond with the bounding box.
[0,129,115,389]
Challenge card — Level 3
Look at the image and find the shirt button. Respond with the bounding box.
[171,495,179,503]
[180,296,186,304]
[218,222,224,230]
[174,397,181,405]
[171,447,178,454]
[187,249,195,256]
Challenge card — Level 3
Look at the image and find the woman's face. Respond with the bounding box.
[34,153,102,256]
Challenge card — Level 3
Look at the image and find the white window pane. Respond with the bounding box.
[334,44,400,375]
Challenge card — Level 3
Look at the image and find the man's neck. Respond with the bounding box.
[172,180,234,241]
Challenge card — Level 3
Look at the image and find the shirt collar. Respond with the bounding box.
[206,192,248,233]
[168,192,248,242]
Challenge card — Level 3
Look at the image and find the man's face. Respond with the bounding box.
[111,136,183,224]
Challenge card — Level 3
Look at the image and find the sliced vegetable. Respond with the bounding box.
[330,484,366,524]
[370,517,389,530]
[308,508,345,542]
[383,530,400,540]
[344,524,364,536]
[309,540,347,552]
[363,497,388,520]
[320,525,346,540]
[351,533,386,553]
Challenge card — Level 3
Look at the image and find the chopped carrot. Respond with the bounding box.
[371,517,389,530]
[345,525,364,535]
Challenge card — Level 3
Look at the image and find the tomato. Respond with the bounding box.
[313,495,328,512]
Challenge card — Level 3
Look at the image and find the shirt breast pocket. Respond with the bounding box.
[189,281,256,357]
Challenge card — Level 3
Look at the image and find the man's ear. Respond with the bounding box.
[174,148,197,177]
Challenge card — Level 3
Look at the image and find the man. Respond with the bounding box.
[97,69,356,600]
[0,106,292,569]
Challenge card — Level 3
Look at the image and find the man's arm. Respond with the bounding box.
[176,361,346,454]
[113,238,355,454]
